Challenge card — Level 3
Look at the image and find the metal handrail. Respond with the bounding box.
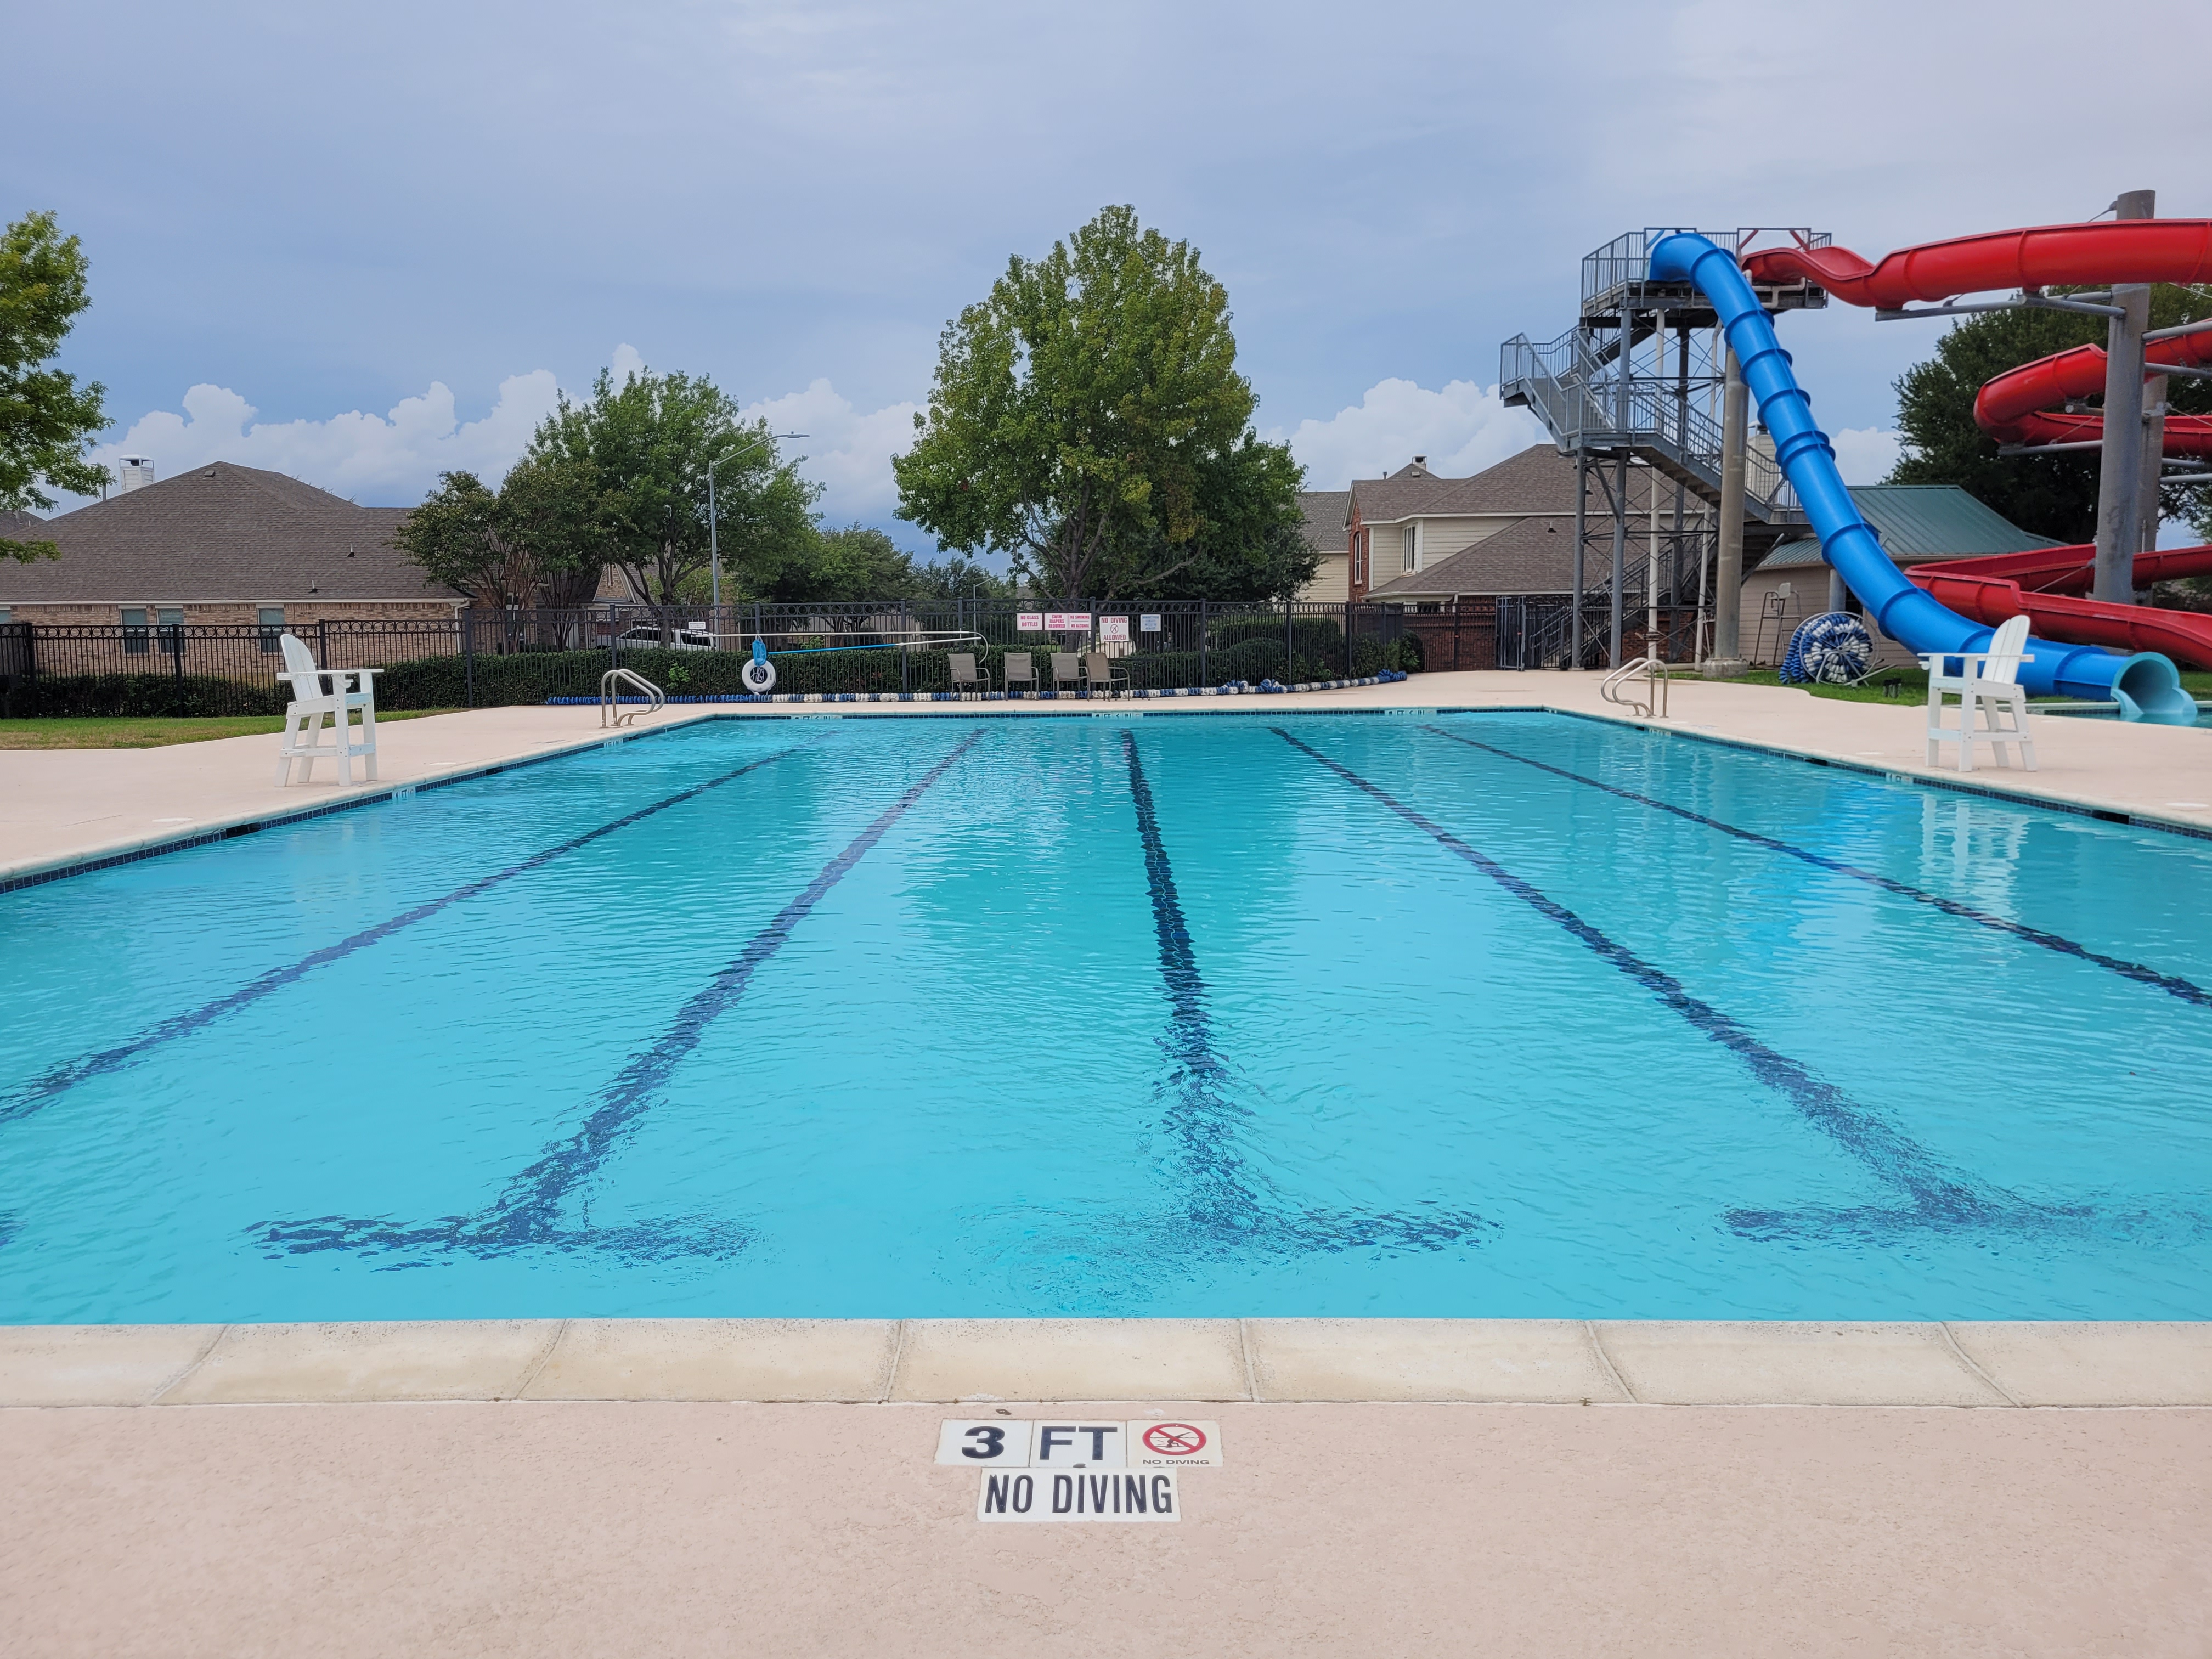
[1599,654,1670,719]
[600,667,665,727]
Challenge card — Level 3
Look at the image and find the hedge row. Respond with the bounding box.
[2,628,1422,718]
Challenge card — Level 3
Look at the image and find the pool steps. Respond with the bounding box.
[2,1319,2205,1409]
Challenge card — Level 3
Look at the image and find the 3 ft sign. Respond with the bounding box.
[978,1469,1179,1524]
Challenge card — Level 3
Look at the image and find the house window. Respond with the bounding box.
[156,605,185,656]
[122,607,150,655]
[1402,525,1419,574]
[258,606,285,653]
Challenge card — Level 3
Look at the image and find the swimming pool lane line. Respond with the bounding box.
[1420,726,2212,1012]
[0,742,822,1128]
[257,730,985,1260]
[1268,726,2015,1232]
[1119,730,1493,1259]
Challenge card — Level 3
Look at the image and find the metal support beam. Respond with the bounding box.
[2140,371,2169,555]
[1705,345,1750,675]
[1570,441,1587,667]
[2094,189,2155,601]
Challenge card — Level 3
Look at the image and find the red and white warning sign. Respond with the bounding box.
[1126,1419,1222,1466]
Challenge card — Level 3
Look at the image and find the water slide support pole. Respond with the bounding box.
[1705,345,1749,676]
[2093,189,2154,601]
[1609,306,1630,666]
[1571,441,1587,666]
[2139,370,2169,555]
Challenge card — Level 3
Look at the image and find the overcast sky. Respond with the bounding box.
[10,0,2206,543]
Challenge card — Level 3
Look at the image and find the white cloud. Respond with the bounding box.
[1832,426,1903,487]
[742,378,921,523]
[69,350,923,524]
[82,372,561,507]
[1268,379,1546,490]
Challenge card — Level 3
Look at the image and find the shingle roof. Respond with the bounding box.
[1348,443,1667,524]
[1297,490,1350,552]
[1761,484,2060,568]
[0,464,455,603]
[1367,514,1578,599]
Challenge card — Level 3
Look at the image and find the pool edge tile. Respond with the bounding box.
[1593,1321,2012,1407]
[887,1319,1251,1403]
[156,1320,564,1404]
[1946,1322,2212,1407]
[1245,1318,1631,1403]
[521,1318,900,1402]
[0,1324,226,1407]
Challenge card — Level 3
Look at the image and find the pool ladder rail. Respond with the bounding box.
[600,667,666,728]
[1600,654,1671,720]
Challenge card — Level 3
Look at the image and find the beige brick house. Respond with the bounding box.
[0,462,459,630]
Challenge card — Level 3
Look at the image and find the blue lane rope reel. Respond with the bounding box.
[1780,611,1874,685]
[740,637,777,693]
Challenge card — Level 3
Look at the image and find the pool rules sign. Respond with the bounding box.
[935,1419,1222,1522]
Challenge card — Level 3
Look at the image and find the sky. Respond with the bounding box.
[10,0,2208,545]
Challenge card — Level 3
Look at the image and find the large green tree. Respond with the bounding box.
[894,205,1300,601]
[1888,285,2212,542]
[528,365,818,607]
[394,455,613,608]
[1,211,108,562]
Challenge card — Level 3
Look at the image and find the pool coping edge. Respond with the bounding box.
[3,1319,2207,1409]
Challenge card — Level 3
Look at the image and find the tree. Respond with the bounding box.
[393,471,528,605]
[1,211,108,562]
[535,365,818,607]
[894,205,1270,601]
[752,523,916,605]
[1110,432,1311,601]
[1888,285,2212,542]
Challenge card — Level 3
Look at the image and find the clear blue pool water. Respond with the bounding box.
[4,711,2210,1324]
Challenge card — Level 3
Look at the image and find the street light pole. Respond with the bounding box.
[707,431,806,613]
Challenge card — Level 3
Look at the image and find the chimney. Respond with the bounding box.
[1413,455,1427,466]
[117,456,155,493]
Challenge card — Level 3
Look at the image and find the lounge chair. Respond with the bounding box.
[275,633,381,786]
[1081,650,1128,699]
[1051,652,1084,695]
[1921,613,2036,773]
[949,652,991,698]
[1002,653,1038,698]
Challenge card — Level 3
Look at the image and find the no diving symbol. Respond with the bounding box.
[1142,1423,1207,1458]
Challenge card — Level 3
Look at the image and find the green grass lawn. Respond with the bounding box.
[0,709,461,749]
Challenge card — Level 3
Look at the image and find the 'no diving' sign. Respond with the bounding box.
[939,1418,1221,1522]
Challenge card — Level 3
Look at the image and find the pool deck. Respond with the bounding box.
[8,678,2212,1652]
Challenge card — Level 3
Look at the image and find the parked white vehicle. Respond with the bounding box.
[613,624,715,653]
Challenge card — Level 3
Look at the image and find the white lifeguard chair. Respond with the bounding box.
[1921,614,2037,774]
[275,633,381,785]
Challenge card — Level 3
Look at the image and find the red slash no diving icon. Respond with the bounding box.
[1142,1423,1207,1457]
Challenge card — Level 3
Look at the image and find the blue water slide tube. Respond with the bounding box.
[1647,233,2196,723]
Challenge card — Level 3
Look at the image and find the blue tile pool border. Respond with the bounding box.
[5,697,2209,899]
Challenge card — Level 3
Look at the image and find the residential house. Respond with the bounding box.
[1294,490,1351,601]
[0,462,461,634]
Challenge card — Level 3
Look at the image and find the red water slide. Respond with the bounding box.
[1743,221,2212,671]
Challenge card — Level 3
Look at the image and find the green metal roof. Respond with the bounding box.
[1762,484,2061,569]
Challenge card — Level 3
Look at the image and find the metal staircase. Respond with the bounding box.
[1500,227,1831,668]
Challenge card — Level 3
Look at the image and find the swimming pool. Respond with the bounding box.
[4,711,2210,1324]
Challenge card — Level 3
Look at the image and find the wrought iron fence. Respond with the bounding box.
[0,600,1424,718]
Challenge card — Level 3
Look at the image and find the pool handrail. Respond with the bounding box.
[600,667,665,727]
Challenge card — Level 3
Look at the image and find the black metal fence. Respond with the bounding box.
[0,601,1421,718]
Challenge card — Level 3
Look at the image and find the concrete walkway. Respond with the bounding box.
[7,1397,2208,1656]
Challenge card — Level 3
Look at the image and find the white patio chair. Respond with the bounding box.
[1921,614,2036,773]
[275,633,381,786]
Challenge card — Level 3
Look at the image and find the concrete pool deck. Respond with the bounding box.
[8,679,2212,1652]
[4,669,2210,887]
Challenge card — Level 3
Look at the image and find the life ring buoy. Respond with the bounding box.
[741,656,777,693]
